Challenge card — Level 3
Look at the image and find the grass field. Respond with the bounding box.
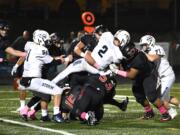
[0,84,180,135]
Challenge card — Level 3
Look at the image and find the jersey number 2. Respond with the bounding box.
[98,45,108,57]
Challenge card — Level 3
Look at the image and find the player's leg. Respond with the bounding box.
[143,74,171,121]
[29,78,64,122]
[13,65,26,112]
[132,83,155,119]
[161,74,177,119]
[52,58,99,84]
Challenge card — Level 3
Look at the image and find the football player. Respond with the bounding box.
[60,72,117,125]
[0,20,26,62]
[139,35,179,119]
[52,29,130,84]
[110,42,171,121]
[17,29,65,123]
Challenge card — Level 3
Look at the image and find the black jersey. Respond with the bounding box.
[67,34,97,62]
[128,52,155,80]
[85,74,116,97]
[67,38,81,61]
[80,34,97,52]
[0,36,10,51]
[11,36,28,52]
[0,36,10,58]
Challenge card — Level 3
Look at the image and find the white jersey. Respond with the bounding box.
[91,32,123,69]
[23,41,53,78]
[148,45,174,76]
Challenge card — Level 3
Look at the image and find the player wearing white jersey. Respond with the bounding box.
[18,30,65,122]
[139,35,179,119]
[52,30,130,84]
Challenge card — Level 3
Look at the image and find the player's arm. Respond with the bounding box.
[109,64,139,79]
[74,41,86,57]
[5,47,26,57]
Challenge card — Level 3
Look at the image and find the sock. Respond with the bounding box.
[144,105,153,113]
[80,112,89,120]
[28,109,36,117]
[53,107,59,115]
[41,109,48,117]
[158,106,168,114]
[20,106,29,115]
[20,100,25,108]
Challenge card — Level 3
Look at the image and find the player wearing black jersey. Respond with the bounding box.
[110,42,171,121]
[0,20,26,62]
[61,73,116,125]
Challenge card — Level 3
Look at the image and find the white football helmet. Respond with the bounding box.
[139,35,156,47]
[33,29,51,47]
[114,30,130,47]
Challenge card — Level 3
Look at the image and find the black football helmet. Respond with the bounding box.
[94,24,108,36]
[120,42,139,61]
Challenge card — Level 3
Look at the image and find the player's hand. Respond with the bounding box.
[11,64,19,76]
[109,64,119,74]
[55,55,65,62]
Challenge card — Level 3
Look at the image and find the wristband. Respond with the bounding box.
[80,52,85,58]
[117,70,128,77]
[93,63,100,69]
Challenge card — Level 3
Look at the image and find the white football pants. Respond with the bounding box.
[161,72,175,101]
[20,78,63,95]
[52,58,99,84]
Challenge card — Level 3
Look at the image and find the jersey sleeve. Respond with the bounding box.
[42,55,53,64]
[149,45,165,56]
[80,34,97,51]
[130,53,145,70]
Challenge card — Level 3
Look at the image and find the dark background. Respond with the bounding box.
[0,0,179,41]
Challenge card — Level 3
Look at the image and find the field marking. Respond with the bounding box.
[0,118,75,135]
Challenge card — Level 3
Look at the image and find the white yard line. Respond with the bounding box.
[0,118,75,135]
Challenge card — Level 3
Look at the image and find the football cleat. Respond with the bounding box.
[160,113,171,122]
[86,111,97,126]
[142,110,155,119]
[168,108,177,119]
[40,115,51,122]
[52,113,64,123]
[119,97,129,111]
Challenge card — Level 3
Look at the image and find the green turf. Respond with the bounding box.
[0,84,180,135]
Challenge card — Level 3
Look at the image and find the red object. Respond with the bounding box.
[84,26,95,33]
[81,12,95,26]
